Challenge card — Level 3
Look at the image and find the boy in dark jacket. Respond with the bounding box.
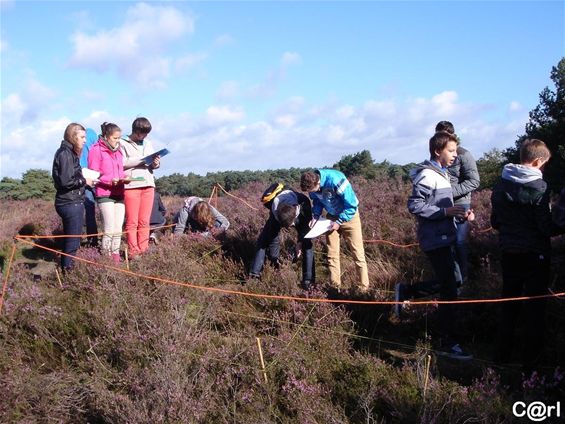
[249,184,315,290]
[400,131,474,360]
[491,139,561,372]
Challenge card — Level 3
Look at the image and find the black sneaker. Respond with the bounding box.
[437,343,473,361]
[301,280,311,290]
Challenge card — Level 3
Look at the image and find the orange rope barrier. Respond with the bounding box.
[14,236,565,306]
[363,239,419,248]
[0,243,17,314]
[14,223,176,240]
[216,183,259,211]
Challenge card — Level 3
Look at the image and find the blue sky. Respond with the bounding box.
[1,0,563,178]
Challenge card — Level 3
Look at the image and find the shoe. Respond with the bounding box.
[111,253,121,264]
[393,282,407,318]
[437,343,473,361]
[301,280,311,290]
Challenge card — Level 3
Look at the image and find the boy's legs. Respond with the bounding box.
[454,204,471,285]
[425,245,459,342]
[84,188,99,246]
[340,212,369,291]
[326,227,342,288]
[496,252,524,363]
[250,215,281,276]
[522,252,550,370]
[296,221,315,285]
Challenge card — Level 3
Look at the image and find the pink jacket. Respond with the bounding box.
[88,139,126,198]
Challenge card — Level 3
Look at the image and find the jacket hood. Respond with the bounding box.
[409,160,446,181]
[502,163,542,184]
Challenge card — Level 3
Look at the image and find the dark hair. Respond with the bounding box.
[520,139,551,164]
[300,171,320,191]
[429,131,458,159]
[277,203,297,228]
[100,122,121,139]
[191,201,215,230]
[132,117,152,135]
[435,121,455,134]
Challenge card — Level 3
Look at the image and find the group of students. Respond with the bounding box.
[52,118,563,371]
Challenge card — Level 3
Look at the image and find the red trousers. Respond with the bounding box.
[124,187,154,256]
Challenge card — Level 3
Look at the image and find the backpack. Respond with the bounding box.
[261,182,288,209]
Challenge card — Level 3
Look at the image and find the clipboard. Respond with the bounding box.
[142,148,170,165]
[304,217,334,239]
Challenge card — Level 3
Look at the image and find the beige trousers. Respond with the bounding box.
[326,211,369,290]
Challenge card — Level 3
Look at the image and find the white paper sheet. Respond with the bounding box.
[82,168,100,180]
[304,217,334,239]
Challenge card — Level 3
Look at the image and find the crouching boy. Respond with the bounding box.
[249,183,315,290]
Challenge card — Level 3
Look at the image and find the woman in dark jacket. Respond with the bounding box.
[52,123,94,270]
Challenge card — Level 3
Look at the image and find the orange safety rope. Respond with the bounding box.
[363,239,419,248]
[14,236,565,306]
[15,223,176,240]
[215,183,259,211]
[0,243,17,314]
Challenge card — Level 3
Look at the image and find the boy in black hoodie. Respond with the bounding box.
[491,139,561,372]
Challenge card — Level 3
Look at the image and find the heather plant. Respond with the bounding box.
[1,177,564,423]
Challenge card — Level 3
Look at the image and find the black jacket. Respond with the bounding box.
[491,164,560,254]
[52,140,86,207]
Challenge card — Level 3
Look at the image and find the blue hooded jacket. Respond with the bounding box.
[79,128,98,168]
[309,169,359,224]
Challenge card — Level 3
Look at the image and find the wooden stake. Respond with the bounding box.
[125,247,130,270]
[423,354,431,397]
[256,337,268,383]
[0,243,17,315]
[54,267,63,288]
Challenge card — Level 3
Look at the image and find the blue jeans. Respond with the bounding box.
[454,203,470,284]
[84,188,98,246]
[55,202,85,270]
[250,214,315,284]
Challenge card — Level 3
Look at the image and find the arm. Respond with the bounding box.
[310,193,324,219]
[87,145,111,187]
[451,152,480,199]
[54,150,85,191]
[173,208,189,235]
[335,178,359,224]
[120,143,145,170]
[534,188,563,237]
[210,206,230,231]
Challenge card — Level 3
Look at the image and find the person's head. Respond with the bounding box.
[63,123,86,154]
[435,121,455,134]
[429,131,458,167]
[300,171,320,192]
[130,117,152,142]
[190,201,215,230]
[100,122,122,148]
[277,203,297,228]
[519,139,551,169]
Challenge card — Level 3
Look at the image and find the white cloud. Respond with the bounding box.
[175,52,208,73]
[281,51,301,66]
[214,34,235,47]
[1,77,56,127]
[509,101,522,112]
[216,80,241,101]
[68,2,194,88]
[246,52,302,99]
[1,92,528,179]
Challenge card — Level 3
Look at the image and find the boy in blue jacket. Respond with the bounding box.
[401,131,474,360]
[300,169,369,293]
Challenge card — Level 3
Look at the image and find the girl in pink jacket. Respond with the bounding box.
[88,122,127,263]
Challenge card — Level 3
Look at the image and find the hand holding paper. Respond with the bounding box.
[142,148,170,165]
[304,217,335,239]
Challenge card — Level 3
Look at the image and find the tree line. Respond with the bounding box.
[2,58,563,200]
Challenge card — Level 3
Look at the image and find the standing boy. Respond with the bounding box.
[249,183,315,290]
[436,121,480,286]
[300,169,369,293]
[491,139,561,372]
[401,131,474,360]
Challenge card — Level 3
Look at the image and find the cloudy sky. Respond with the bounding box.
[1,0,563,179]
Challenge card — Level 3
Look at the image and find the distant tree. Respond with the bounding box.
[507,57,565,191]
[476,148,506,190]
[333,150,377,179]
[0,169,54,200]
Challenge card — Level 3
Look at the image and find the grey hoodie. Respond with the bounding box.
[173,197,230,236]
[490,163,556,254]
[408,160,457,252]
